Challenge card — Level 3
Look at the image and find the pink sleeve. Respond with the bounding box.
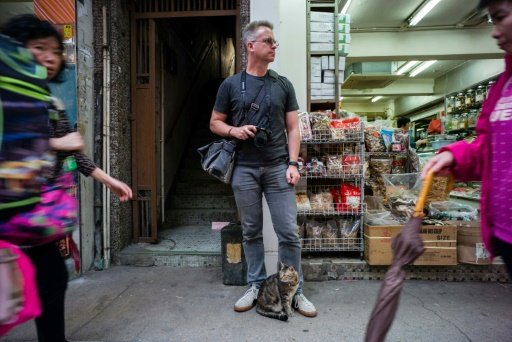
[440,137,484,182]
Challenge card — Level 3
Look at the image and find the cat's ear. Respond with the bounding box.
[279,261,285,269]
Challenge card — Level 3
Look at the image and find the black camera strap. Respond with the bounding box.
[240,70,272,127]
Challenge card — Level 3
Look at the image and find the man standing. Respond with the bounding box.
[209,20,317,317]
[397,117,428,149]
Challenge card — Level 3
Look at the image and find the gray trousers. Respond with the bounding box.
[231,163,303,292]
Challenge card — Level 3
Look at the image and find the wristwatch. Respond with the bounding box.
[288,161,299,167]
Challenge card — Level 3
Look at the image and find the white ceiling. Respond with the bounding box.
[339,0,498,112]
[346,0,483,29]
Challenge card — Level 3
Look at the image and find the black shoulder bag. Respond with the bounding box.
[197,71,268,184]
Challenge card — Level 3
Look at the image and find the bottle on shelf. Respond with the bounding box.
[455,92,465,111]
[475,85,485,105]
[464,89,475,108]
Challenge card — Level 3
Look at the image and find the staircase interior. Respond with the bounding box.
[119,78,237,267]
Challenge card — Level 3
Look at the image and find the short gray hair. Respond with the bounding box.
[242,20,273,45]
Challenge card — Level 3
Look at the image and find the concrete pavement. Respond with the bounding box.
[2,266,511,342]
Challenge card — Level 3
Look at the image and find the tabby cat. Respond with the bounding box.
[255,262,299,321]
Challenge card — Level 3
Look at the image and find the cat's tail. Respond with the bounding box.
[256,307,288,321]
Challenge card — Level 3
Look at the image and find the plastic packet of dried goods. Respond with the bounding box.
[406,147,420,173]
[391,155,407,174]
[310,112,331,140]
[368,178,386,197]
[297,217,306,238]
[296,191,311,211]
[337,218,361,238]
[428,201,478,221]
[382,172,421,200]
[364,126,386,152]
[305,220,323,248]
[321,220,339,248]
[381,128,394,151]
[330,117,361,141]
[364,195,386,211]
[390,197,416,221]
[339,183,361,211]
[298,112,313,141]
[309,190,333,211]
[427,176,449,203]
[392,128,409,151]
[370,158,392,178]
[363,160,370,179]
[307,157,327,177]
[342,154,361,175]
[326,154,343,176]
[366,210,400,226]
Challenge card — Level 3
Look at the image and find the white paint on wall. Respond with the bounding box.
[250,0,307,275]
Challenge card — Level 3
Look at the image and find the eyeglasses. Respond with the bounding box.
[251,38,279,47]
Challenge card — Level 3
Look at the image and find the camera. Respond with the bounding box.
[253,126,272,148]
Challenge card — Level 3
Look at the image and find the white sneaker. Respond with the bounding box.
[234,285,259,312]
[294,293,317,317]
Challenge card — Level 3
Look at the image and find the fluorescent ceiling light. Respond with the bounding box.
[371,96,383,102]
[409,60,437,77]
[409,0,442,26]
[341,0,352,14]
[396,61,420,75]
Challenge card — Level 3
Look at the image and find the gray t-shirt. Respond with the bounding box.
[213,70,299,166]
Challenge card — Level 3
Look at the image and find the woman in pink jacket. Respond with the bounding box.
[423,0,512,277]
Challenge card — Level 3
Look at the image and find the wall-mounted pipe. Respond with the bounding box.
[102,3,111,269]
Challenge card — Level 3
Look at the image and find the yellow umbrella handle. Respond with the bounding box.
[414,171,433,217]
[413,172,455,218]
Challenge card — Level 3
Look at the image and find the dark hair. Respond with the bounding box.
[478,0,511,9]
[397,117,411,128]
[242,20,273,45]
[1,14,66,81]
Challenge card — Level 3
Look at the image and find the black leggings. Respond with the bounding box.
[494,236,512,279]
[24,242,68,342]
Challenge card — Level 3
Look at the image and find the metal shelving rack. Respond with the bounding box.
[298,122,366,255]
[306,0,342,113]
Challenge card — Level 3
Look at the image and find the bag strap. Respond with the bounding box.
[239,70,270,127]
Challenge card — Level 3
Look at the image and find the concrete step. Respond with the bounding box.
[167,208,237,226]
[175,181,232,195]
[118,246,221,268]
[170,194,235,209]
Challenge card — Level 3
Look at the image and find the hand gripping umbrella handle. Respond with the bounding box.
[413,171,454,218]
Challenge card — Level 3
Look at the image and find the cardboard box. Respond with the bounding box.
[339,13,351,24]
[338,23,351,33]
[339,57,346,71]
[311,43,335,52]
[364,224,457,266]
[311,11,335,23]
[311,22,335,32]
[311,32,335,43]
[329,56,335,69]
[454,221,490,265]
[310,57,321,66]
[338,33,351,44]
[338,43,350,56]
[321,55,329,69]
